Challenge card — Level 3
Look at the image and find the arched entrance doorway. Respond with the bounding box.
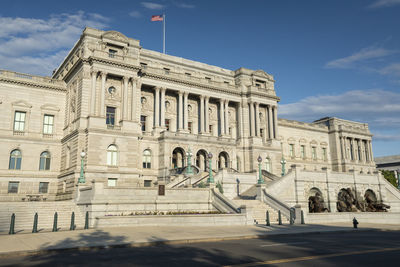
[218,151,229,169]
[172,147,185,168]
[196,149,208,171]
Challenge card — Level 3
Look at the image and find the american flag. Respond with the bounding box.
[151,15,163,21]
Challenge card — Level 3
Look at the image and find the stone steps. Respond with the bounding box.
[0,201,85,232]
[233,199,289,225]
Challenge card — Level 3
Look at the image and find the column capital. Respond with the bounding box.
[154,86,161,92]
[100,71,108,77]
[178,90,184,96]
[90,70,98,76]
[123,76,130,82]
[200,95,205,100]
[205,96,210,101]
[160,87,167,93]
[184,91,189,97]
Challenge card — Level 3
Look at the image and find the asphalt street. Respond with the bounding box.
[1,230,400,266]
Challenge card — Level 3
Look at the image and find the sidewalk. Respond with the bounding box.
[0,223,399,257]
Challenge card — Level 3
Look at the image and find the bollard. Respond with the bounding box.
[9,213,15,235]
[52,212,58,232]
[353,217,359,229]
[266,210,270,226]
[301,210,305,224]
[290,209,294,225]
[32,213,38,233]
[278,210,282,225]
[84,211,89,229]
[70,212,75,231]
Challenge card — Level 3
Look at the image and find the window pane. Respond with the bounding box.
[108,178,117,187]
[45,158,51,170]
[9,157,15,169]
[39,182,49,193]
[16,158,21,169]
[39,158,45,170]
[8,182,19,193]
[107,152,112,165]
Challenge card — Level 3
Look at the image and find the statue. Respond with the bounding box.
[308,192,328,213]
[337,188,390,212]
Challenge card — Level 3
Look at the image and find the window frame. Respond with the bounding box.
[106,106,116,126]
[43,114,55,134]
[13,111,26,132]
[9,149,22,170]
[8,181,19,194]
[140,115,147,132]
[107,145,118,166]
[39,182,49,194]
[39,151,51,171]
[143,149,151,169]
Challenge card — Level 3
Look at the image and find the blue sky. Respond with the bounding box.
[1,0,399,157]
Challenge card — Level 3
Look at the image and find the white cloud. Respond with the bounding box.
[279,89,400,133]
[0,11,109,76]
[129,10,142,18]
[379,63,400,76]
[325,46,394,69]
[174,2,195,8]
[141,2,165,10]
[368,0,400,8]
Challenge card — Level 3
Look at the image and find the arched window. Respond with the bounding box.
[39,151,51,170]
[265,157,271,172]
[9,149,22,170]
[107,145,118,166]
[143,149,151,169]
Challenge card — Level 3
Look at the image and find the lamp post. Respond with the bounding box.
[78,151,86,184]
[281,156,286,177]
[207,152,214,183]
[257,155,264,184]
[186,148,193,175]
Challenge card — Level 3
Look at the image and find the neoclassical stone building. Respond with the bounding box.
[0,28,377,202]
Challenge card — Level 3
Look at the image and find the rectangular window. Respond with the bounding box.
[188,122,193,133]
[312,147,317,160]
[260,129,264,137]
[14,111,26,132]
[322,148,327,161]
[205,77,211,83]
[144,180,152,187]
[8,182,19,193]
[141,115,146,132]
[163,68,170,74]
[39,182,49,194]
[209,124,213,134]
[301,145,305,159]
[140,62,147,69]
[165,119,170,131]
[224,81,229,85]
[108,49,117,58]
[106,106,116,126]
[289,144,294,158]
[43,114,54,134]
[185,72,191,76]
[108,178,117,187]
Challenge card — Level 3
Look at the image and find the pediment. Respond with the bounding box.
[299,138,307,143]
[287,137,296,143]
[320,141,328,146]
[102,31,129,44]
[12,100,32,108]
[252,70,271,79]
[41,104,60,112]
[310,140,318,145]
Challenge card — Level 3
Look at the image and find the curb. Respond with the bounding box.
[0,227,375,259]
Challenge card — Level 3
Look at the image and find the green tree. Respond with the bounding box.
[381,170,397,187]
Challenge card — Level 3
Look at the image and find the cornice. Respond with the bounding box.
[89,57,141,72]
[0,76,66,92]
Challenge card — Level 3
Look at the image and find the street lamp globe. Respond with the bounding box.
[257,155,262,163]
[80,151,86,158]
[208,152,213,159]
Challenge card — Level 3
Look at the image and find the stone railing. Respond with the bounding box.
[0,69,64,87]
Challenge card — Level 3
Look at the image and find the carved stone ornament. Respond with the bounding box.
[102,31,129,43]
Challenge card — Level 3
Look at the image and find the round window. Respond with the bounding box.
[108,86,116,95]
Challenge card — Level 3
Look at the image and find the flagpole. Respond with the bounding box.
[163,13,166,54]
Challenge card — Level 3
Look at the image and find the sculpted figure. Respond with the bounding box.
[308,192,328,213]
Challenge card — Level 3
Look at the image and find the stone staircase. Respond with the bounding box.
[0,201,85,233]
[232,199,289,225]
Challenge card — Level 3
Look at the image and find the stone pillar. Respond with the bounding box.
[351,138,355,161]
[131,76,141,122]
[154,87,160,128]
[184,92,189,130]
[122,76,129,120]
[100,72,107,117]
[368,141,373,162]
[268,105,273,139]
[249,102,255,137]
[205,96,210,133]
[178,91,183,131]
[255,102,260,137]
[225,100,229,136]
[200,95,205,133]
[340,136,345,160]
[273,106,278,139]
[90,70,97,115]
[220,99,225,135]
[160,88,166,127]
[238,103,243,138]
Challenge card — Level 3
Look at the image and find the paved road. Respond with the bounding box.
[1,230,400,266]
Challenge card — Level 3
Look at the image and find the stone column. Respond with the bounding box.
[100,72,107,117]
[368,141,373,162]
[255,102,260,137]
[184,92,189,130]
[205,96,210,133]
[90,70,97,115]
[178,91,183,131]
[340,136,345,160]
[225,100,229,135]
[273,106,278,139]
[220,99,225,135]
[131,75,141,122]
[268,105,273,139]
[249,102,255,137]
[350,138,355,161]
[238,103,243,138]
[160,87,166,127]
[154,87,160,127]
[200,95,205,133]
[122,76,129,120]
